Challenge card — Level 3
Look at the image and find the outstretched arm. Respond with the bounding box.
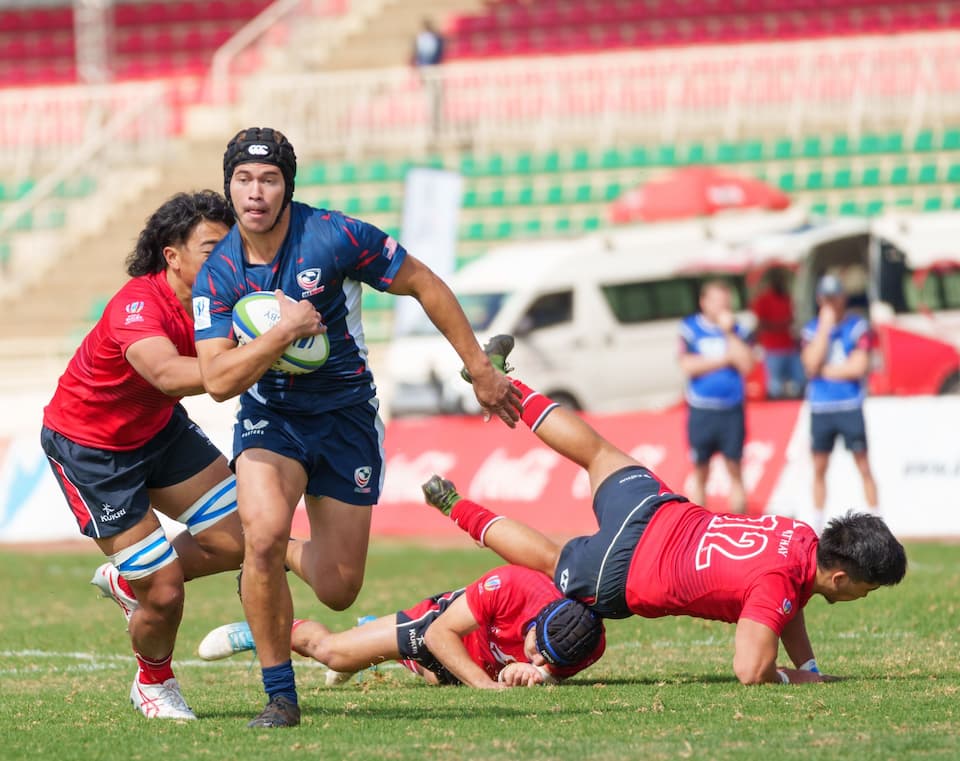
[387,254,521,427]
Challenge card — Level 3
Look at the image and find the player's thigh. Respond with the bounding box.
[302,495,372,575]
[718,406,745,462]
[687,407,718,464]
[811,451,831,477]
[840,409,869,454]
[235,448,307,538]
[810,412,840,455]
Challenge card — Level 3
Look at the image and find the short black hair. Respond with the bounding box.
[126,190,234,276]
[817,511,907,586]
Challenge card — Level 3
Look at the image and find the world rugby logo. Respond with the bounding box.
[247,144,270,156]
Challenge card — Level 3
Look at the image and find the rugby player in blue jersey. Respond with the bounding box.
[801,274,878,533]
[678,280,755,514]
[192,128,521,728]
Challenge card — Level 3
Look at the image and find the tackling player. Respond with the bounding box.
[423,335,907,687]
[198,564,604,689]
[192,128,521,728]
[40,192,270,720]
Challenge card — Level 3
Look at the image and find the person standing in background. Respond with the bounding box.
[751,267,805,399]
[678,280,754,514]
[801,274,878,533]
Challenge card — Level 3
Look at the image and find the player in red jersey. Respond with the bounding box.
[40,192,289,720]
[423,336,907,686]
[198,564,605,689]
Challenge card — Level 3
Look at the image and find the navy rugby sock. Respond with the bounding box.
[261,660,298,705]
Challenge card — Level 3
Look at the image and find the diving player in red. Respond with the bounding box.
[198,564,605,689]
[423,336,907,687]
[40,192,295,720]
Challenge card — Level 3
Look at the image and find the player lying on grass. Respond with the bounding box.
[40,192,298,721]
[422,335,907,686]
[198,563,605,689]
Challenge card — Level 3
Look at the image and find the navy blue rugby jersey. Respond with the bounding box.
[193,202,407,413]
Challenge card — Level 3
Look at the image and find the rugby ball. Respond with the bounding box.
[232,291,329,375]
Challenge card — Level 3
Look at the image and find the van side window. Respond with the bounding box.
[518,291,573,332]
[602,278,698,323]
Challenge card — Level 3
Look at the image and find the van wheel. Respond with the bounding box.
[939,372,960,395]
[548,391,582,410]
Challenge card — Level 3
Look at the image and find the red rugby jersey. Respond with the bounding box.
[626,503,817,635]
[463,565,605,681]
[43,272,195,450]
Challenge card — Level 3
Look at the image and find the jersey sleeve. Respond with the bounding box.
[335,213,407,292]
[739,571,801,636]
[192,252,240,342]
[109,287,176,355]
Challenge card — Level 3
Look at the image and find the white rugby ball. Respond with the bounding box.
[232,291,329,375]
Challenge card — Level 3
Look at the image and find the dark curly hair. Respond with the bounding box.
[125,190,234,276]
[817,510,907,585]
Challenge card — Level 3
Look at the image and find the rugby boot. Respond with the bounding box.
[130,675,197,720]
[91,562,139,624]
[460,334,515,382]
[247,695,300,728]
[421,474,462,516]
[197,622,256,661]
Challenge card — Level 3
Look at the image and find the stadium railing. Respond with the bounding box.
[227,31,960,158]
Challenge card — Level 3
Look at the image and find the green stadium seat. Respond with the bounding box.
[343,196,362,214]
[777,172,796,192]
[864,199,885,216]
[923,196,943,212]
[494,219,513,238]
[600,148,623,169]
[514,153,533,174]
[553,217,572,233]
[87,295,109,321]
[801,136,822,159]
[953,196,960,210]
[943,129,960,150]
[837,200,859,216]
[464,221,485,240]
[338,163,357,183]
[574,184,592,203]
[829,134,851,157]
[539,151,560,172]
[772,138,793,159]
[715,142,739,163]
[810,201,828,215]
[603,182,622,201]
[461,189,478,208]
[297,164,327,186]
[56,176,95,198]
[627,146,649,167]
[487,188,506,207]
[546,184,564,204]
[889,164,909,185]
[948,164,960,183]
[894,196,914,208]
[522,218,542,235]
[570,149,590,171]
[831,168,852,189]
[459,155,479,176]
[366,161,388,182]
[884,133,904,153]
[655,144,677,166]
[483,155,504,176]
[913,130,934,152]
[805,170,824,191]
[372,195,393,213]
[582,216,601,231]
[917,164,938,184]
[685,142,706,164]
[858,134,884,154]
[515,185,535,205]
[741,140,764,162]
[861,166,881,186]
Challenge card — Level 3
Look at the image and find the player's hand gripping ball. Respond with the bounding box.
[232,291,329,374]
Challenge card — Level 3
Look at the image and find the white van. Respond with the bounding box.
[384,212,807,416]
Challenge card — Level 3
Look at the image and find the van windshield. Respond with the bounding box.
[400,292,508,336]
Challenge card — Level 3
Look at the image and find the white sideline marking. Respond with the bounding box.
[0,649,403,677]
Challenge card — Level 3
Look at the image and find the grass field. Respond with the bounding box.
[2,541,958,761]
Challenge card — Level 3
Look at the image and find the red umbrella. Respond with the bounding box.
[609,166,791,224]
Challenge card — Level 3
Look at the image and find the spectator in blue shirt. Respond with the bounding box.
[679,280,755,514]
[801,274,879,533]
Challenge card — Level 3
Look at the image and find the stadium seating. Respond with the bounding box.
[0,0,271,87]
[447,0,959,59]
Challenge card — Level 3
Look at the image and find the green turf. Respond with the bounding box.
[1,542,958,760]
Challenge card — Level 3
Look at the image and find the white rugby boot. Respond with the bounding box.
[130,675,197,720]
[91,562,139,623]
[197,622,256,660]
